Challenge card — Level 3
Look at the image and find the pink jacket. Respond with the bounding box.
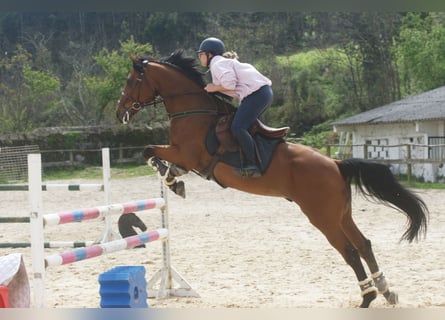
[209,55,272,103]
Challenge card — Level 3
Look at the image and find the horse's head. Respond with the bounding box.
[116,55,158,124]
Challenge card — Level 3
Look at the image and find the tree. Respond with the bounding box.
[144,13,209,55]
[0,45,60,133]
[329,13,403,111]
[396,12,445,94]
[269,49,351,135]
[84,36,155,124]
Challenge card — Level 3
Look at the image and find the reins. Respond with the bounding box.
[168,109,219,120]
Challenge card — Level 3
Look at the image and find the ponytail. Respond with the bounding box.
[222,51,239,60]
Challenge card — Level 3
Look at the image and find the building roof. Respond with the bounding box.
[332,85,445,126]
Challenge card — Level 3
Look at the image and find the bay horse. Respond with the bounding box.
[116,50,428,307]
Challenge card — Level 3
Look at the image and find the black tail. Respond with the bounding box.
[337,159,428,242]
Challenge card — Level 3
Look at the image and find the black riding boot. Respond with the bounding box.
[234,130,261,178]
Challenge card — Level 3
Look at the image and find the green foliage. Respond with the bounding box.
[84,37,154,123]
[0,45,60,132]
[300,121,335,150]
[395,13,445,93]
[23,66,60,95]
[59,131,83,149]
[270,48,352,135]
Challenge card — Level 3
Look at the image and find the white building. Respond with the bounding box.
[332,86,445,182]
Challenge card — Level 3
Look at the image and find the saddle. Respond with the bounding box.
[215,113,289,152]
[201,112,288,184]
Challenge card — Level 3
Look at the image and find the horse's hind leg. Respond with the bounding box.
[341,213,398,305]
[314,223,377,307]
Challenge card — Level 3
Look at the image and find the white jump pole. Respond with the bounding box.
[100,147,120,243]
[28,153,45,308]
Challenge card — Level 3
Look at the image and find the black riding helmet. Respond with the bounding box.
[198,37,225,67]
[197,37,225,55]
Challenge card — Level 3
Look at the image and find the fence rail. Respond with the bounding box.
[3,143,445,183]
[40,145,146,168]
[0,146,147,184]
[327,143,445,182]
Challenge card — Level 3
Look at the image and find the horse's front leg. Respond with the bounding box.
[144,145,189,198]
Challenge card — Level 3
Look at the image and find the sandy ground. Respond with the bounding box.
[1,173,444,308]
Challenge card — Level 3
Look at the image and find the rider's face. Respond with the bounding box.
[199,52,209,67]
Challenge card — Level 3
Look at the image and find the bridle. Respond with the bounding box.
[118,64,163,124]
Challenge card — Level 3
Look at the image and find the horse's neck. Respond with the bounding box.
[151,63,201,99]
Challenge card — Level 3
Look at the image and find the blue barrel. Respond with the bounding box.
[98,266,148,308]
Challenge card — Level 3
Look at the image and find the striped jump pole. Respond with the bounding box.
[0,241,95,249]
[43,197,165,226]
[0,183,104,191]
[45,228,168,267]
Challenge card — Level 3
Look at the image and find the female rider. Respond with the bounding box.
[197,37,273,178]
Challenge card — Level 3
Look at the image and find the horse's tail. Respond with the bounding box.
[336,158,428,242]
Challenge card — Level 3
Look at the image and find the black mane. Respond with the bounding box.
[159,50,206,88]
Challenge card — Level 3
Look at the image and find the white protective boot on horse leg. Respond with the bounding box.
[352,237,399,305]
[147,156,187,198]
[358,278,378,307]
[372,271,398,304]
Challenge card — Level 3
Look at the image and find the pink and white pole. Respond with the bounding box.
[45,228,168,267]
[43,198,165,226]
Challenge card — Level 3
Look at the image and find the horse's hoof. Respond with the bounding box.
[359,290,377,308]
[170,181,186,198]
[383,291,398,305]
[149,157,171,177]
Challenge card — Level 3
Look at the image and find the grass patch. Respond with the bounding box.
[43,163,156,180]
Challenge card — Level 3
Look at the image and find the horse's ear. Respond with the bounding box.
[130,55,144,73]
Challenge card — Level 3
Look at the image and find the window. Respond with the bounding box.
[428,137,445,160]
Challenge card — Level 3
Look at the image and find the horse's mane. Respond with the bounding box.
[159,49,207,88]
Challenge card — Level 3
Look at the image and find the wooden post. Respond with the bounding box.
[69,150,74,166]
[406,144,412,184]
[119,143,124,162]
